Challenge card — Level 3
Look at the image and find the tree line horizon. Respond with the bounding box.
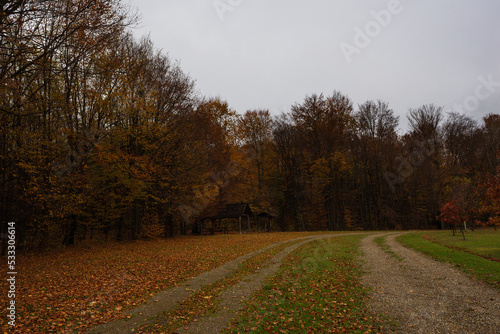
[1,0,499,252]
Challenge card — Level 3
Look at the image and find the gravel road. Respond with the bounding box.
[361,233,500,334]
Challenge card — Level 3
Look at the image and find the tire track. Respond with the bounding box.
[176,233,367,334]
[87,234,348,334]
[362,233,500,334]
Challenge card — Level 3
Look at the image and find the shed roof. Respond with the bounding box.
[258,212,277,218]
[211,203,253,219]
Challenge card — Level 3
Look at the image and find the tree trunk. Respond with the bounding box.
[62,215,78,246]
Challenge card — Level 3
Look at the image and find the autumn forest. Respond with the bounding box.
[1,0,500,253]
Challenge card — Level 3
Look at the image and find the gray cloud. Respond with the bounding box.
[130,0,500,132]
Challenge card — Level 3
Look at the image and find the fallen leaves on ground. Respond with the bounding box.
[135,239,305,333]
[0,232,319,333]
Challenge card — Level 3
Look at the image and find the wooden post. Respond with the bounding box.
[238,216,242,234]
[247,215,251,233]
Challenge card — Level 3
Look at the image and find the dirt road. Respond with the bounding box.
[361,233,500,333]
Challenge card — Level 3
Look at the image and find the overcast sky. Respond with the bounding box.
[128,0,500,132]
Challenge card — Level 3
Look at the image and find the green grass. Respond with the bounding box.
[424,229,500,260]
[398,232,500,290]
[373,235,404,262]
[224,235,389,333]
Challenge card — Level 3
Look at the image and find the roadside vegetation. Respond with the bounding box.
[422,229,499,260]
[398,230,500,290]
[224,235,387,333]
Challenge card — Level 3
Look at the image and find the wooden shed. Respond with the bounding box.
[257,212,276,232]
[200,203,253,235]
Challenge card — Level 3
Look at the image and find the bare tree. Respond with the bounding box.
[443,112,479,172]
